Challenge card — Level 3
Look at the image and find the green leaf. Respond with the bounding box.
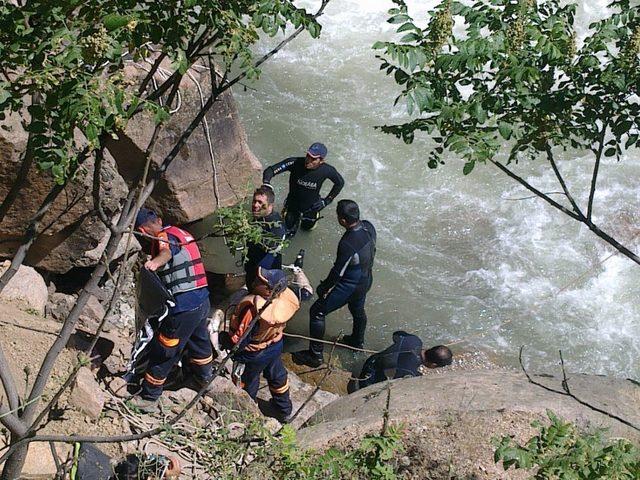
[463,161,475,175]
[498,122,512,140]
[625,133,638,149]
[103,13,132,31]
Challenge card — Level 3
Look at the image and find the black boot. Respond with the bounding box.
[342,334,364,349]
[292,350,323,368]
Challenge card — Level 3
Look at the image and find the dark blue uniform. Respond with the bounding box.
[310,220,377,356]
[357,331,423,390]
[263,157,344,236]
[141,234,212,400]
[244,211,286,287]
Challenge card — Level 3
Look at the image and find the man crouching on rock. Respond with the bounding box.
[220,267,300,423]
[131,208,213,413]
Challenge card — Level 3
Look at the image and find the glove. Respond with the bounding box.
[308,198,327,213]
[218,331,234,351]
[261,183,274,192]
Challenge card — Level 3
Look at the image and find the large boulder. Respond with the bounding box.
[299,371,640,448]
[105,62,262,224]
[0,111,129,273]
[0,261,48,315]
[0,61,260,274]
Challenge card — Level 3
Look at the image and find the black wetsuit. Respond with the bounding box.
[244,211,286,287]
[262,157,344,236]
[357,331,423,390]
[309,220,377,356]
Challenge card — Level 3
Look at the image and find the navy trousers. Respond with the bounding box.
[142,297,213,400]
[283,203,320,237]
[309,282,368,356]
[235,340,292,416]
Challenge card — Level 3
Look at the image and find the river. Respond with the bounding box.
[234,0,640,378]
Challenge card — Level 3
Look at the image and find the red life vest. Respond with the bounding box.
[153,226,207,296]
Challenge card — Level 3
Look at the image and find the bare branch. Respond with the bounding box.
[545,145,585,219]
[285,331,342,430]
[92,148,116,233]
[489,159,581,220]
[0,346,20,414]
[218,0,332,96]
[587,123,608,221]
[0,290,282,460]
[137,52,167,97]
[520,346,640,433]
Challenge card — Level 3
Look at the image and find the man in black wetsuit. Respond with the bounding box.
[244,186,286,288]
[352,331,453,391]
[262,142,344,238]
[292,199,376,367]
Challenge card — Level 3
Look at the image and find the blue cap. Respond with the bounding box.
[307,142,327,159]
[135,207,158,229]
[257,267,287,292]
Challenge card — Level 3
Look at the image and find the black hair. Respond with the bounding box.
[337,199,360,224]
[254,186,275,204]
[424,345,453,367]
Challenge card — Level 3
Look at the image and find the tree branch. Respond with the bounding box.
[545,144,585,219]
[520,346,640,433]
[0,289,282,460]
[490,159,582,220]
[218,0,332,96]
[587,122,608,221]
[92,147,116,233]
[0,345,20,414]
[137,52,167,97]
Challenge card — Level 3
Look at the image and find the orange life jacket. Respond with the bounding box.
[230,288,300,351]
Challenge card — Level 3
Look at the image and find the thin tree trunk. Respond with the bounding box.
[0,434,28,480]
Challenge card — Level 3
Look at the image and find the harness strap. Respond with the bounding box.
[164,273,207,290]
[158,258,204,276]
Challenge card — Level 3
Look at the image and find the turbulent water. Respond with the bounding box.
[233,0,640,378]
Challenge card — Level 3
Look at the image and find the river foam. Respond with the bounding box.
[235,0,640,378]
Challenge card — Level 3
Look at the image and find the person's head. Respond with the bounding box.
[252,186,275,218]
[422,345,453,369]
[251,267,287,298]
[135,207,163,236]
[336,199,360,228]
[305,142,327,170]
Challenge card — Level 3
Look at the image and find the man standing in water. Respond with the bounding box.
[293,199,376,367]
[262,142,344,238]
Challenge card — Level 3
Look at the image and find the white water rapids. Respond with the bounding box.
[233,0,640,378]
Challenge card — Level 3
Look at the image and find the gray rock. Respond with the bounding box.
[206,376,261,416]
[79,295,105,330]
[0,261,48,315]
[20,442,71,479]
[46,292,77,321]
[70,367,105,419]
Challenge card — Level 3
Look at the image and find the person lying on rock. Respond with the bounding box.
[219,267,300,423]
[262,142,344,238]
[351,331,453,392]
[244,186,286,288]
[130,208,213,413]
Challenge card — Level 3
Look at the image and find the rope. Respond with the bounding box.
[283,332,378,354]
